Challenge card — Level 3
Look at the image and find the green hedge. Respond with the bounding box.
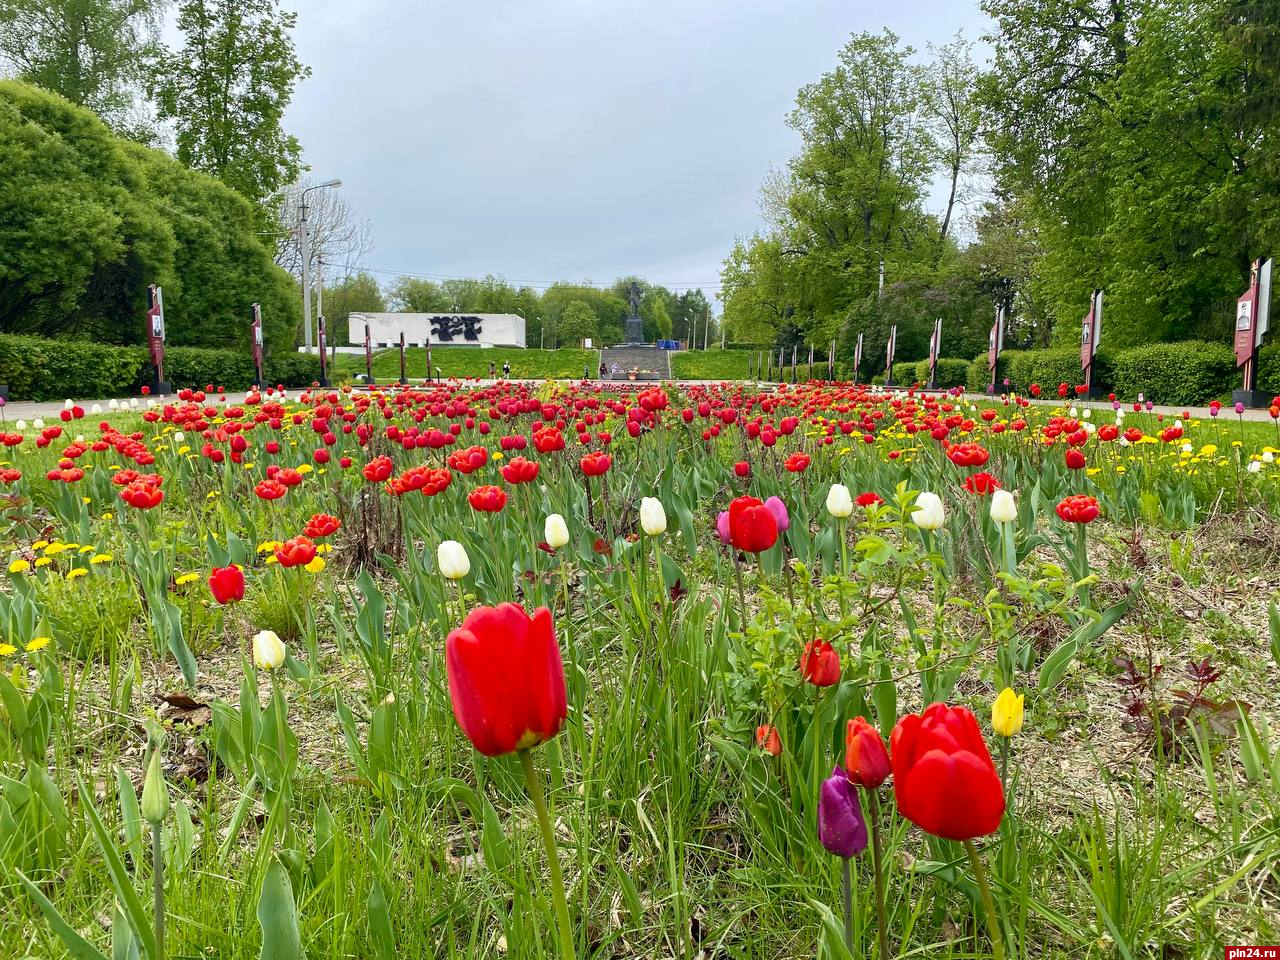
[911,358,971,388]
[962,341,1238,404]
[0,334,320,399]
[1108,341,1235,405]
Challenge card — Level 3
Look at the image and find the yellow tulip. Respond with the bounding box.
[992,688,1025,738]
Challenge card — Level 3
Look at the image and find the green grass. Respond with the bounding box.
[335,347,598,381]
[671,349,754,380]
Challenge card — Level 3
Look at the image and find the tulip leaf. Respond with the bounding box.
[367,877,395,960]
[75,777,157,960]
[1269,599,1280,670]
[1039,586,1137,690]
[15,868,110,960]
[437,779,512,874]
[258,858,305,960]
[805,898,856,960]
[115,765,144,870]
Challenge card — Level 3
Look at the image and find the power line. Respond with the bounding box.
[323,261,724,293]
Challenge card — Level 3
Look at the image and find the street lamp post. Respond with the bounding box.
[300,179,342,352]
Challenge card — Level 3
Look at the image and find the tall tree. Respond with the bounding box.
[149,0,308,209]
[923,35,982,250]
[0,0,165,132]
[556,300,597,348]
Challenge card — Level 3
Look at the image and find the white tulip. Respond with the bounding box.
[90,403,102,415]
[990,489,1018,524]
[252,630,286,671]
[437,540,471,580]
[32,418,43,429]
[174,431,185,443]
[1181,442,1193,454]
[1175,419,1184,430]
[1264,451,1275,464]
[129,398,139,409]
[911,491,946,530]
[544,513,570,549]
[639,497,667,536]
[14,420,24,431]
[825,483,854,518]
[1248,460,1262,474]
[63,399,73,410]
[1069,406,1078,418]
[1081,408,1091,420]
[1119,437,1131,447]
[109,399,120,411]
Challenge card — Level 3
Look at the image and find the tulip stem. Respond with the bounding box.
[733,553,748,630]
[963,839,1004,960]
[867,789,889,960]
[841,856,854,952]
[999,736,1011,802]
[519,749,576,960]
[152,821,165,960]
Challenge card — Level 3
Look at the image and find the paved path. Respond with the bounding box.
[1,381,1276,423]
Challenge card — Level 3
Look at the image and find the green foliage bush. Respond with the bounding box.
[265,353,323,387]
[164,347,256,390]
[911,358,971,388]
[1108,341,1235,405]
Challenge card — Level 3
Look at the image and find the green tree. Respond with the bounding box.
[149,0,308,209]
[388,276,450,313]
[556,300,598,347]
[0,0,165,132]
[323,271,384,345]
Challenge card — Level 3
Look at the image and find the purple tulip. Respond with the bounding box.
[1210,405,1219,417]
[764,495,790,532]
[818,767,868,859]
[715,510,731,545]
[1235,402,1246,415]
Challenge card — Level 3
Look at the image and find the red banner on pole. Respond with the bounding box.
[251,303,264,386]
[885,324,897,383]
[853,333,863,382]
[928,318,941,383]
[1081,290,1102,380]
[1235,258,1272,367]
[146,284,165,381]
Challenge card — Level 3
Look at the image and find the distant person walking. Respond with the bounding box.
[489,360,496,379]
[502,360,511,379]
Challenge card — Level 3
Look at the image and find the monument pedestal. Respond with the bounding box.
[624,315,644,344]
[1233,388,1272,409]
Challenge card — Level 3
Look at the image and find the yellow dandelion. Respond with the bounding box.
[101,512,114,521]
[78,545,94,554]
[178,445,191,455]
[174,573,200,586]
[304,556,326,574]
[265,555,279,565]
[8,559,30,574]
[34,557,53,568]
[0,643,16,656]
[296,464,313,474]
[32,540,49,550]
[43,543,66,556]
[257,540,280,554]
[66,568,87,580]
[90,553,112,564]
[207,491,220,499]
[25,637,50,652]
[492,452,505,461]
[81,496,92,504]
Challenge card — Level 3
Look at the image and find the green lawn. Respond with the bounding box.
[670,349,753,380]
[335,347,598,381]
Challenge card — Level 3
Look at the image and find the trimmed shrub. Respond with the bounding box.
[1253,344,1280,399]
[1108,341,1235,405]
[911,358,971,388]
[265,353,323,388]
[163,347,256,391]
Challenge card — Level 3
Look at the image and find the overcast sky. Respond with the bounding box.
[283,0,989,302]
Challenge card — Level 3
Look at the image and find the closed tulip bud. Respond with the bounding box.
[911,491,945,530]
[989,489,1017,524]
[818,767,868,858]
[544,513,570,549]
[438,540,471,580]
[252,629,286,671]
[763,495,789,532]
[825,483,854,518]
[141,748,170,825]
[992,688,1025,738]
[844,716,891,788]
[639,497,667,536]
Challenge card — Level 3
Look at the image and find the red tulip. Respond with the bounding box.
[303,513,341,538]
[579,451,611,477]
[734,461,751,478]
[891,703,1005,841]
[275,536,317,568]
[1064,448,1086,470]
[446,603,566,756]
[728,495,778,553]
[799,639,840,686]
[844,717,890,788]
[501,456,540,484]
[468,485,508,513]
[209,564,245,604]
[756,724,782,756]
[254,478,287,501]
[363,456,394,483]
[946,443,989,468]
[119,480,163,509]
[962,472,1001,495]
[1056,494,1099,524]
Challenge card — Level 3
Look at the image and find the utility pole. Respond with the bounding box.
[299,179,342,352]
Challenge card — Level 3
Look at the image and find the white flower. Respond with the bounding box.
[252,630,286,671]
[1248,460,1263,474]
[32,418,43,429]
[1119,437,1131,447]
[14,420,24,431]
[544,513,570,549]
[90,404,102,415]
[1084,422,1096,434]
[990,489,1018,524]
[1069,406,1078,418]
[129,398,139,409]
[147,399,157,409]
[1264,451,1275,464]
[75,434,84,443]
[63,399,73,410]
[1081,408,1091,420]
[825,483,854,518]
[1175,419,1184,430]
[109,399,119,411]
[174,432,185,443]
[911,491,945,530]
[1181,442,1193,454]
[639,497,667,536]
[437,540,470,580]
